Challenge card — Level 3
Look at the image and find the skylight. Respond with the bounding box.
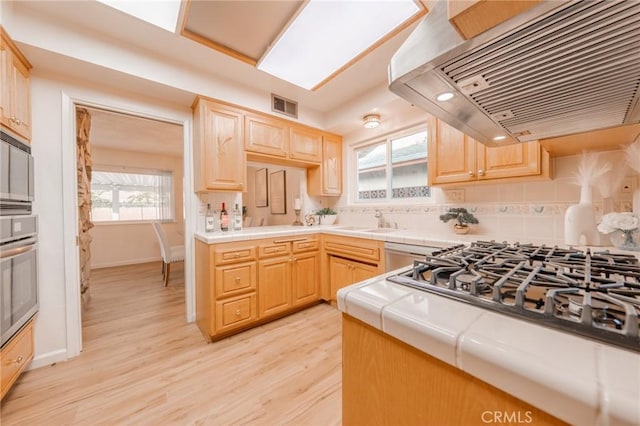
[97,0,181,33]
[257,0,421,90]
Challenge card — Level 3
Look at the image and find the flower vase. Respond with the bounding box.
[609,229,640,251]
[564,186,599,246]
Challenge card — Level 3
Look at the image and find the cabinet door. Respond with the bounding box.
[329,256,355,302]
[202,102,245,191]
[244,114,288,158]
[428,117,476,185]
[292,252,320,306]
[10,56,31,140]
[289,126,321,163]
[321,135,342,195]
[0,42,10,131]
[477,140,541,180]
[258,257,292,318]
[352,261,379,283]
[1,320,34,400]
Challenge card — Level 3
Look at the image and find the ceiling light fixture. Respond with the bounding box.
[493,135,507,141]
[363,114,381,129]
[257,0,421,90]
[436,92,455,102]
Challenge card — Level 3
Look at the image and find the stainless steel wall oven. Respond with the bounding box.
[1,131,37,348]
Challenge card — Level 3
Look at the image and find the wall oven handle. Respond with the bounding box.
[0,238,37,258]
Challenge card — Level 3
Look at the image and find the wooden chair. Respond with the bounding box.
[151,222,184,286]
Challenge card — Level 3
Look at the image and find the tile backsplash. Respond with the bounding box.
[335,150,637,245]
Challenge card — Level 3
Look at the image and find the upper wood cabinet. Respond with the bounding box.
[289,126,322,163]
[448,0,542,40]
[308,134,342,196]
[245,113,322,165]
[244,113,288,158]
[193,97,246,192]
[1,27,32,142]
[428,117,550,186]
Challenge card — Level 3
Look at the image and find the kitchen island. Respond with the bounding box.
[337,250,640,426]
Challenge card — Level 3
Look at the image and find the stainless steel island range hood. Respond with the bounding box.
[389,0,640,146]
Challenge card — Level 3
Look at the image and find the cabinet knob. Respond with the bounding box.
[235,276,241,282]
[235,309,241,316]
[478,169,485,176]
[11,355,24,364]
[234,253,241,258]
[468,171,475,176]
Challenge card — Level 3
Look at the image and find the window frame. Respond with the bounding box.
[90,166,175,224]
[350,125,430,204]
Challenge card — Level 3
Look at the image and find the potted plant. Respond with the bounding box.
[439,207,479,234]
[317,207,338,225]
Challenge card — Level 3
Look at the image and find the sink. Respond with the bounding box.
[363,228,401,234]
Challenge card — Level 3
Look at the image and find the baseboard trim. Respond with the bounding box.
[91,256,161,269]
[28,348,68,370]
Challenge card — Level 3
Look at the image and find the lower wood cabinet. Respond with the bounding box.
[1,319,34,400]
[322,235,385,301]
[196,235,321,341]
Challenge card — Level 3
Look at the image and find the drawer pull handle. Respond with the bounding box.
[11,355,24,364]
[235,277,241,282]
[235,309,241,316]
[234,253,241,258]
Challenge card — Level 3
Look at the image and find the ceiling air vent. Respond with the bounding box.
[271,94,298,119]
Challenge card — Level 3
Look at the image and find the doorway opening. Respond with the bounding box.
[74,105,186,345]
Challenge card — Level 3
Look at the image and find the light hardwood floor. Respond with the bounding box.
[0,262,342,425]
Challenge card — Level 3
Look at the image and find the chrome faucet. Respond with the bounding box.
[374,209,384,228]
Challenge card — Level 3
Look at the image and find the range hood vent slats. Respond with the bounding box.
[444,0,636,80]
[441,0,640,141]
[388,0,640,145]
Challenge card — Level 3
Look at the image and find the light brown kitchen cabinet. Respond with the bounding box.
[289,126,322,163]
[308,134,342,196]
[192,97,246,192]
[448,0,542,40]
[322,235,384,301]
[1,27,32,142]
[1,319,34,400]
[428,117,550,186]
[244,113,288,158]
[195,235,321,342]
[342,314,565,425]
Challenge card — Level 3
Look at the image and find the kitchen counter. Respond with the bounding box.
[195,224,639,424]
[337,270,640,426]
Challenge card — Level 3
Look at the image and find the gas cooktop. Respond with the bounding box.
[387,241,640,352]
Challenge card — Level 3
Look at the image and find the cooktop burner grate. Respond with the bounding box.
[387,241,640,352]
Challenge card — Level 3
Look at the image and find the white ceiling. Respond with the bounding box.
[8,0,427,154]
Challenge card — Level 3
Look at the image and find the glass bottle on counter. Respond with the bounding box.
[233,203,242,231]
[205,203,215,233]
[220,202,229,232]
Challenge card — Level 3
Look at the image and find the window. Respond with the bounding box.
[91,170,174,222]
[355,128,429,202]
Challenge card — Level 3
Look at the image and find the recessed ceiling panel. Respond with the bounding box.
[182,0,303,64]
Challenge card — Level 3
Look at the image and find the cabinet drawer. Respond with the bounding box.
[324,239,380,262]
[215,262,256,298]
[214,246,256,265]
[1,320,34,400]
[215,293,257,333]
[293,238,319,253]
[258,242,291,259]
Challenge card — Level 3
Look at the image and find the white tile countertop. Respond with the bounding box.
[337,274,640,426]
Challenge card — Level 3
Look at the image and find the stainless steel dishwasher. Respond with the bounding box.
[384,242,443,272]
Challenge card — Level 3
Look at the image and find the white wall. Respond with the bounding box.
[29,70,193,368]
[90,146,184,269]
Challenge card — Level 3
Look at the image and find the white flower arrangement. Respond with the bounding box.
[597,212,639,234]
